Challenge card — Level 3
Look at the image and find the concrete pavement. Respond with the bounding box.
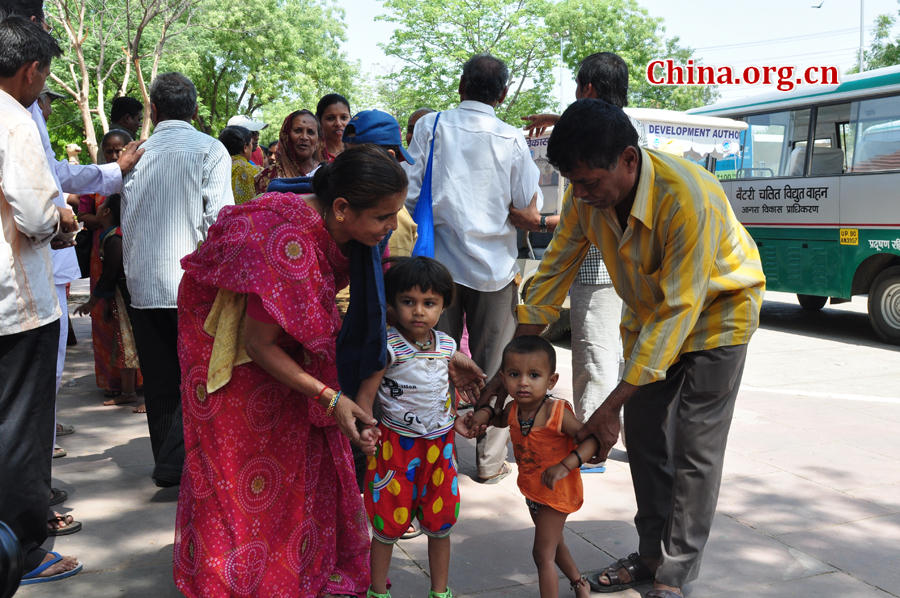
[17,288,900,597]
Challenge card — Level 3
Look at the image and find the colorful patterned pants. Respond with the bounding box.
[364,425,460,543]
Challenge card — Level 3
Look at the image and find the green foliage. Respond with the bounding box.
[546,0,717,111]
[847,4,900,75]
[167,0,356,135]
[45,0,355,157]
[375,0,717,126]
[375,0,558,126]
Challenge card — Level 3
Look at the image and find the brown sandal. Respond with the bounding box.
[587,552,654,592]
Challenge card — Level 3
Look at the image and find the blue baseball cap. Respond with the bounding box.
[343,110,415,165]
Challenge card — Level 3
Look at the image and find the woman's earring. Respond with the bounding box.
[336,214,344,222]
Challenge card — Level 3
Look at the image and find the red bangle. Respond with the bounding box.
[313,388,331,403]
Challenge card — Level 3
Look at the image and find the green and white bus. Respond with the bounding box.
[690,65,900,344]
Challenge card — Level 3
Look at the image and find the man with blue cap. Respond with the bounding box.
[344,109,417,257]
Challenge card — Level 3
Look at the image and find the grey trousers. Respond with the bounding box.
[623,344,747,588]
[569,281,622,422]
[438,281,518,478]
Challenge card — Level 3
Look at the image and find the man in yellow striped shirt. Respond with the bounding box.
[495,99,765,597]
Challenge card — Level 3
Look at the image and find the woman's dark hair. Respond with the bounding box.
[219,125,251,156]
[547,99,638,173]
[576,52,630,108]
[0,14,62,77]
[102,193,122,225]
[102,129,132,147]
[501,335,557,373]
[312,144,408,211]
[383,256,455,309]
[315,93,350,121]
[461,54,509,105]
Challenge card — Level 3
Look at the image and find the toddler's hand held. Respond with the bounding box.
[541,463,570,491]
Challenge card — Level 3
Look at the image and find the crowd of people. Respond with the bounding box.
[0,2,767,597]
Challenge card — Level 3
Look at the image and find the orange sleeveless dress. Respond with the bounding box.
[509,398,584,514]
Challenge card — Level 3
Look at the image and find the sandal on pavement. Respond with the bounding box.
[478,461,511,485]
[56,423,75,436]
[645,591,682,598]
[20,551,83,585]
[53,446,67,459]
[48,513,82,536]
[428,589,452,598]
[588,552,654,593]
[401,521,423,540]
[367,588,391,598]
[49,488,67,506]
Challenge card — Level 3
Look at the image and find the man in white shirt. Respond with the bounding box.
[121,72,234,487]
[405,54,542,482]
[0,14,82,583]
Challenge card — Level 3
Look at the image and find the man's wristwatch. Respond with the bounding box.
[539,215,547,233]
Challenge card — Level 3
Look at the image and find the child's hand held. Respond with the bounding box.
[541,463,570,491]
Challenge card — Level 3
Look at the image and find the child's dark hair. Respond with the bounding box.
[102,193,122,225]
[383,256,455,308]
[501,335,556,372]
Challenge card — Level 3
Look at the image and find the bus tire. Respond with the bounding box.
[797,294,828,310]
[868,266,900,345]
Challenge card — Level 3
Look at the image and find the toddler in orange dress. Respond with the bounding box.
[466,336,598,598]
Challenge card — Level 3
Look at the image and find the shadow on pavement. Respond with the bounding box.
[759,298,900,351]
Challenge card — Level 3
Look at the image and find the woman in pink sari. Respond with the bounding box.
[174,145,408,597]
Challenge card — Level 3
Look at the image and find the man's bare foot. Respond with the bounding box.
[34,552,79,578]
[48,512,74,531]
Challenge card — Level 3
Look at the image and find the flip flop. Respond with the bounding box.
[580,463,606,473]
[48,513,82,536]
[53,446,67,459]
[20,551,83,585]
[56,423,75,436]
[49,488,68,506]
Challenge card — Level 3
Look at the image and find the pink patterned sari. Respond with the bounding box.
[174,193,370,597]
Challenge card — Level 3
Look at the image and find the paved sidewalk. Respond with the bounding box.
[17,289,900,597]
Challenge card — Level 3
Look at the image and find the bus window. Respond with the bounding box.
[809,103,851,175]
[851,95,900,172]
[736,109,810,178]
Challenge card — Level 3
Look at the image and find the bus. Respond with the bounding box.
[689,65,900,345]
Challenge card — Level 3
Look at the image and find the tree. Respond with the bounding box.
[848,2,900,74]
[46,0,201,161]
[168,0,355,136]
[546,0,718,111]
[376,0,558,125]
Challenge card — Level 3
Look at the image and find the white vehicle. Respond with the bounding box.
[690,64,900,344]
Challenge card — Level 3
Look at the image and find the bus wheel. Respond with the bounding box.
[869,266,900,345]
[797,294,828,310]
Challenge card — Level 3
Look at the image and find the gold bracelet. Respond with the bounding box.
[325,390,341,418]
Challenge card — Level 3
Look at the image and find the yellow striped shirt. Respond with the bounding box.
[519,149,766,386]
